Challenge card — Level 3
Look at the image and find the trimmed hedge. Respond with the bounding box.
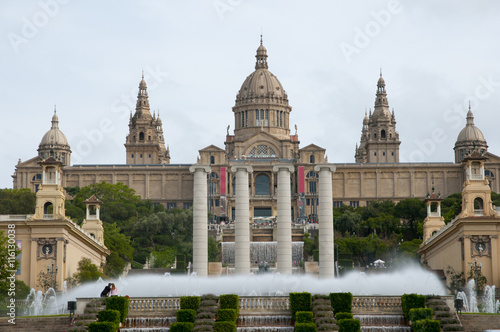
[214,321,237,332]
[177,309,197,323]
[217,309,238,322]
[329,292,353,314]
[171,322,194,332]
[97,310,120,330]
[335,312,353,320]
[401,294,426,320]
[409,308,433,322]
[88,321,117,332]
[105,296,129,324]
[219,294,239,314]
[290,292,312,320]
[413,319,440,332]
[338,318,361,332]
[296,311,314,323]
[295,322,317,332]
[181,296,201,310]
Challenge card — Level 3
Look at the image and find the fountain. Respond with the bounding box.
[25,287,65,316]
[221,242,304,267]
[456,279,499,313]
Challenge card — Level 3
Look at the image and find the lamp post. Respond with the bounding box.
[469,258,482,294]
[47,260,58,290]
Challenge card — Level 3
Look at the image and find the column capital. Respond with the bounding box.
[230,165,253,173]
[189,164,211,173]
[314,163,336,173]
[272,164,295,173]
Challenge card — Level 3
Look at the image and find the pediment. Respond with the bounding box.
[16,156,41,168]
[485,152,500,163]
[300,143,326,152]
[199,145,225,153]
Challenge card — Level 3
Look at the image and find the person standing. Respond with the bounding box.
[109,283,118,296]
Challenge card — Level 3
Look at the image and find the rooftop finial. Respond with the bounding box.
[142,69,144,80]
[260,34,263,45]
[54,104,57,114]
[380,67,382,77]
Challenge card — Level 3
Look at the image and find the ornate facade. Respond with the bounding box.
[11,39,500,222]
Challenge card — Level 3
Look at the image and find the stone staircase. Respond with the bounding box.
[312,294,338,331]
[68,298,105,331]
[425,296,464,331]
[459,314,500,332]
[0,316,71,331]
[354,314,410,332]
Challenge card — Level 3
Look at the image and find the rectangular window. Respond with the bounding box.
[166,202,177,209]
[245,111,248,127]
[36,174,42,180]
[306,198,310,206]
[333,201,343,208]
[215,199,219,207]
[309,181,316,193]
[265,109,269,126]
[374,152,377,156]
[131,154,134,158]
[256,110,259,126]
[260,109,264,125]
[383,152,385,156]
[276,111,279,126]
[149,154,152,158]
[392,152,394,156]
[140,154,143,158]
[349,201,359,208]
[183,202,193,210]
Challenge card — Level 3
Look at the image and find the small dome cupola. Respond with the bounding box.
[255,35,268,69]
[38,108,72,165]
[454,103,488,163]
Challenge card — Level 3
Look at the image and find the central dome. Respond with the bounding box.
[39,111,70,148]
[235,38,288,107]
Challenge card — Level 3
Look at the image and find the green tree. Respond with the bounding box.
[334,211,361,236]
[68,257,102,285]
[104,223,134,277]
[394,198,426,238]
[0,189,36,214]
[398,239,423,260]
[0,230,21,298]
[208,237,219,262]
[441,192,462,223]
[149,247,176,268]
[445,266,465,296]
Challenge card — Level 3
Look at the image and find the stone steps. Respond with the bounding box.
[0,316,71,331]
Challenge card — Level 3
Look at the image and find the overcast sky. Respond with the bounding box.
[1,1,499,189]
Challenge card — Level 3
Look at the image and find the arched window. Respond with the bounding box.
[381,130,386,139]
[255,174,270,195]
[139,132,145,141]
[210,156,215,164]
[43,202,54,217]
[474,197,484,215]
[310,154,315,164]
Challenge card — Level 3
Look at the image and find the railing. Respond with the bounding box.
[474,209,484,216]
[43,214,54,220]
[128,297,181,314]
[126,296,403,314]
[352,296,402,313]
[239,297,290,313]
[470,174,483,180]
[0,214,32,221]
[429,212,440,217]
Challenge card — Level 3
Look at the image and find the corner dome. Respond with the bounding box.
[456,108,487,144]
[235,38,288,107]
[39,110,70,148]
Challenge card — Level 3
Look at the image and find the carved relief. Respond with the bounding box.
[37,238,57,260]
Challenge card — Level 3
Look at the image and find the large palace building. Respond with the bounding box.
[12,39,500,222]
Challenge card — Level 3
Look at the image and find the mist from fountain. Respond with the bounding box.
[25,287,64,316]
[221,242,304,265]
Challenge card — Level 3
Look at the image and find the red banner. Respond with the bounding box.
[298,166,305,193]
[220,167,226,194]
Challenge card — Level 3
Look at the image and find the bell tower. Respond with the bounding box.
[422,184,445,242]
[125,73,170,164]
[30,157,66,220]
[81,195,105,245]
[355,72,400,163]
[457,150,497,218]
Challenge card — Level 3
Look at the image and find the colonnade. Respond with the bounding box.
[190,163,336,277]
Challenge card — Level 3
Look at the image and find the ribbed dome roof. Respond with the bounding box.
[39,110,70,148]
[235,37,288,106]
[456,108,486,143]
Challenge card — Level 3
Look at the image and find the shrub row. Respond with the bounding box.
[105,296,129,324]
[337,318,360,332]
[413,319,440,332]
[329,293,353,314]
[290,292,312,320]
[181,296,201,311]
[401,293,426,320]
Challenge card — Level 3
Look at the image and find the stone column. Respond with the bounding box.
[231,165,253,275]
[273,164,295,274]
[189,164,211,276]
[314,164,336,278]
